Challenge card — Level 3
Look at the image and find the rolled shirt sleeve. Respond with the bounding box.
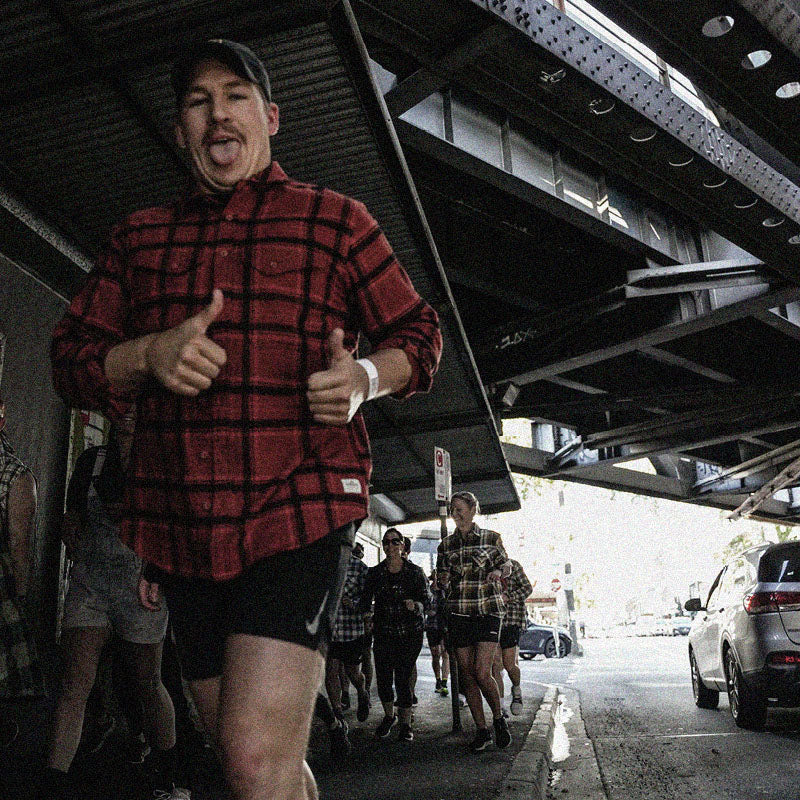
[346,201,442,398]
[50,224,135,417]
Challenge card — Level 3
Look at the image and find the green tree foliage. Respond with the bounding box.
[718,523,799,563]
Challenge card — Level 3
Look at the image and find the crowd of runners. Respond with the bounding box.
[321,491,534,754]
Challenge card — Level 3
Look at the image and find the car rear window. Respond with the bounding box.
[758,545,800,583]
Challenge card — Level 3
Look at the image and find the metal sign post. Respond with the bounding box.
[434,446,460,732]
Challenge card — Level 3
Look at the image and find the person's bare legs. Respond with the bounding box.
[188,675,222,742]
[455,646,486,729]
[117,639,175,750]
[361,643,373,693]
[324,657,344,717]
[48,626,111,771]
[440,647,450,683]
[492,647,504,700]
[218,635,324,800]
[502,646,521,692]
[431,643,442,684]
[474,641,503,719]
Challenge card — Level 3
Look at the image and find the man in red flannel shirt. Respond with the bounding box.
[51,39,441,800]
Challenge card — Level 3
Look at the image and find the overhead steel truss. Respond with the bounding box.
[587,0,800,180]
[357,0,800,278]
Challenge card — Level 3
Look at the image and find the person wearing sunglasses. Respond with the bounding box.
[360,529,430,741]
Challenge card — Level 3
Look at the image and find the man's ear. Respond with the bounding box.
[175,123,186,150]
[267,103,280,136]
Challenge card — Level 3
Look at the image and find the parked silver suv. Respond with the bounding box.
[685,541,800,729]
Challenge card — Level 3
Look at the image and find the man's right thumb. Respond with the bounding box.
[196,289,224,331]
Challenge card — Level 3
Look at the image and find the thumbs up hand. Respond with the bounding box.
[144,289,228,396]
[307,328,371,425]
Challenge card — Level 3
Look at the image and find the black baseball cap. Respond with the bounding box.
[171,39,272,105]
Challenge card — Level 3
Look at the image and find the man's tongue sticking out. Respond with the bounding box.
[209,138,241,167]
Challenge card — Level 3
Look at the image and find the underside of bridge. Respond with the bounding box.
[2,0,800,523]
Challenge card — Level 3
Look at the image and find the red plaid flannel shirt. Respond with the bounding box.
[51,162,441,580]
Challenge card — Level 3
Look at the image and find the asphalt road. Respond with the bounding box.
[530,636,800,800]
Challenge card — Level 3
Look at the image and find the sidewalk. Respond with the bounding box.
[311,659,556,800]
[0,655,559,800]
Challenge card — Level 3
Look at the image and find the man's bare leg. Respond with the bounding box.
[218,635,324,800]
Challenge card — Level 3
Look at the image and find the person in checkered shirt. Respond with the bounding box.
[325,545,371,728]
[497,559,533,716]
[50,39,441,800]
[437,491,512,753]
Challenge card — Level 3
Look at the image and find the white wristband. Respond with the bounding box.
[356,358,380,401]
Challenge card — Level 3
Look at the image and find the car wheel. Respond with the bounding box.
[725,649,766,730]
[690,650,719,709]
[544,637,558,658]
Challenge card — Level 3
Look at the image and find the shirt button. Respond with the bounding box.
[224,212,234,221]
[270,261,277,269]
[200,450,210,460]
[203,501,212,512]
[219,248,229,258]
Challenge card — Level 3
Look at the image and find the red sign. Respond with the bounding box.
[551,577,562,593]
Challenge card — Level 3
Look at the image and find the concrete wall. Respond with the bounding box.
[0,254,71,665]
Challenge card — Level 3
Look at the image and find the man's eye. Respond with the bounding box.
[185,97,207,108]
[229,93,248,101]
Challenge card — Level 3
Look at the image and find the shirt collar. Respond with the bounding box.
[179,160,290,213]
[455,523,480,542]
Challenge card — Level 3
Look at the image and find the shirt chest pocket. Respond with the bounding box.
[471,548,493,574]
[127,247,206,334]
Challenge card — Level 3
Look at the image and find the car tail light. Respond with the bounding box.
[743,591,800,614]
[767,652,800,665]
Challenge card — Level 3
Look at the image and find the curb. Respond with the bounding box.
[495,685,559,800]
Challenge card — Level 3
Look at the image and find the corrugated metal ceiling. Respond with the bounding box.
[0,0,519,521]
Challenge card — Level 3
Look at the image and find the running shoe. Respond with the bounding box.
[356,688,371,722]
[411,694,418,706]
[396,723,413,742]
[501,708,509,719]
[440,684,449,697]
[469,728,493,752]
[375,714,397,739]
[494,715,512,749]
[510,686,523,716]
[327,719,351,762]
[340,691,351,710]
[152,788,192,799]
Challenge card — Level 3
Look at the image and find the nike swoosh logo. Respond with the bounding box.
[305,590,330,636]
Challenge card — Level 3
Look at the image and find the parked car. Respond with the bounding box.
[686,540,800,729]
[672,617,692,636]
[519,622,572,659]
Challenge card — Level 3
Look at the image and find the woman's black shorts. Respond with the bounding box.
[447,613,502,649]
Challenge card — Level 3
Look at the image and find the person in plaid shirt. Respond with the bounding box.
[50,39,441,800]
[325,547,370,728]
[498,559,533,716]
[437,491,512,753]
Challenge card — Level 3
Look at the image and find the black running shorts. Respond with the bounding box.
[153,524,355,681]
[447,613,502,649]
[499,623,522,650]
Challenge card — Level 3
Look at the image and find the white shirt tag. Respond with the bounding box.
[341,478,362,494]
